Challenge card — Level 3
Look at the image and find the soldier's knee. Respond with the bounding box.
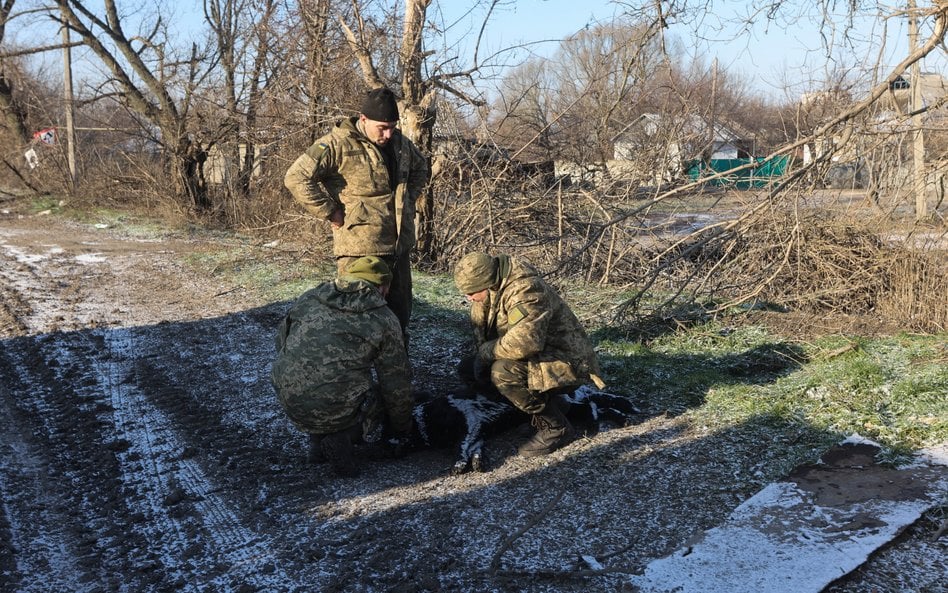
[489,358,527,389]
[490,359,544,413]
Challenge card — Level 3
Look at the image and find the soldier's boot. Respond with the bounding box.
[320,429,358,477]
[517,398,576,458]
[306,433,326,464]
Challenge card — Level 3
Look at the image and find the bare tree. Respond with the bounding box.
[551,19,667,164]
[0,0,30,148]
[203,0,282,201]
[51,0,215,211]
[297,0,340,135]
[1,0,90,189]
[489,59,557,162]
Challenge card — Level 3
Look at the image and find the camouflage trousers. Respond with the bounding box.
[279,384,385,443]
[489,359,549,415]
[337,251,412,341]
[458,355,577,414]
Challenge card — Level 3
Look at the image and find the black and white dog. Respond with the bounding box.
[410,385,641,474]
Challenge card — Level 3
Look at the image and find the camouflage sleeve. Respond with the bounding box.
[491,278,551,361]
[283,135,341,220]
[469,300,490,346]
[406,140,429,203]
[274,314,290,352]
[373,313,414,435]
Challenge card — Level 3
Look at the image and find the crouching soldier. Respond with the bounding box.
[453,252,606,457]
[271,256,413,477]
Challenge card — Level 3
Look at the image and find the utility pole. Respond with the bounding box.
[709,57,717,163]
[61,10,78,189]
[908,0,927,219]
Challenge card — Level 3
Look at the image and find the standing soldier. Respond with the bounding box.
[271,256,413,477]
[284,87,428,344]
[453,252,606,457]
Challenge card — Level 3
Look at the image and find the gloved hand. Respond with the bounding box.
[474,340,496,382]
[386,435,412,459]
[476,340,496,365]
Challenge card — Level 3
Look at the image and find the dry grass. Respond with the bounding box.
[56,155,948,335]
[719,211,947,333]
[426,178,946,333]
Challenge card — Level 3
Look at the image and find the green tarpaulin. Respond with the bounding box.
[686,156,791,188]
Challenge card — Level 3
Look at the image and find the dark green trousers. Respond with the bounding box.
[489,358,546,414]
[337,252,412,340]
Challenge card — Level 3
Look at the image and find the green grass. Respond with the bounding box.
[28,196,66,214]
[412,270,469,317]
[600,325,947,457]
[184,247,335,302]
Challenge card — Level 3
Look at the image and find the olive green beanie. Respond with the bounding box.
[343,256,392,286]
[454,252,497,294]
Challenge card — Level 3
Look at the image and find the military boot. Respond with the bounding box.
[517,398,576,458]
[306,433,326,464]
[320,429,358,477]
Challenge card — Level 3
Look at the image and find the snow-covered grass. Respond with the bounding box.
[601,325,945,453]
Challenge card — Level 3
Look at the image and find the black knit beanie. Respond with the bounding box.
[360,87,400,122]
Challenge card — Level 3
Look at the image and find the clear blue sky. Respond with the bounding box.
[19,1,943,104]
[435,0,942,101]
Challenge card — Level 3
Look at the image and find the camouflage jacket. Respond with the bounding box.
[469,257,604,392]
[271,277,412,435]
[283,117,428,258]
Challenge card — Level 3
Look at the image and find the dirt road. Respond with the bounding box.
[0,212,944,592]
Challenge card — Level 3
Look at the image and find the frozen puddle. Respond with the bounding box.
[629,436,948,592]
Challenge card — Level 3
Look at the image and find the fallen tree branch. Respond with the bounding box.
[932,517,948,542]
[489,484,568,576]
[493,565,636,580]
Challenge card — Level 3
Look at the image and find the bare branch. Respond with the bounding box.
[0,40,83,58]
[338,9,382,88]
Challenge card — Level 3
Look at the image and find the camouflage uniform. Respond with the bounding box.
[283,116,428,332]
[271,277,413,437]
[466,255,603,414]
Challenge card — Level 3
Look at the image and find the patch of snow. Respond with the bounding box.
[581,554,604,570]
[75,253,106,265]
[841,433,883,448]
[628,447,948,593]
[912,443,948,467]
[2,244,48,265]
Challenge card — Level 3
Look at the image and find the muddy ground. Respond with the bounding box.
[0,207,945,593]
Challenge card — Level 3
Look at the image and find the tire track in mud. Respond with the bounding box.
[0,250,33,335]
[95,325,303,591]
[0,233,97,336]
[114,306,417,590]
[0,334,158,592]
[0,372,93,593]
[120,310,337,561]
[0,323,314,592]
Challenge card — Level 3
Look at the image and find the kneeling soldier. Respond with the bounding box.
[453,252,606,457]
[272,256,412,477]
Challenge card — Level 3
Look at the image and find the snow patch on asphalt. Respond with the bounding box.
[629,439,948,593]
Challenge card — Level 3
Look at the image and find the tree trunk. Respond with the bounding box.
[303,0,332,141]
[400,0,436,260]
[171,138,209,212]
[400,98,436,259]
[0,72,29,146]
[238,141,255,196]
